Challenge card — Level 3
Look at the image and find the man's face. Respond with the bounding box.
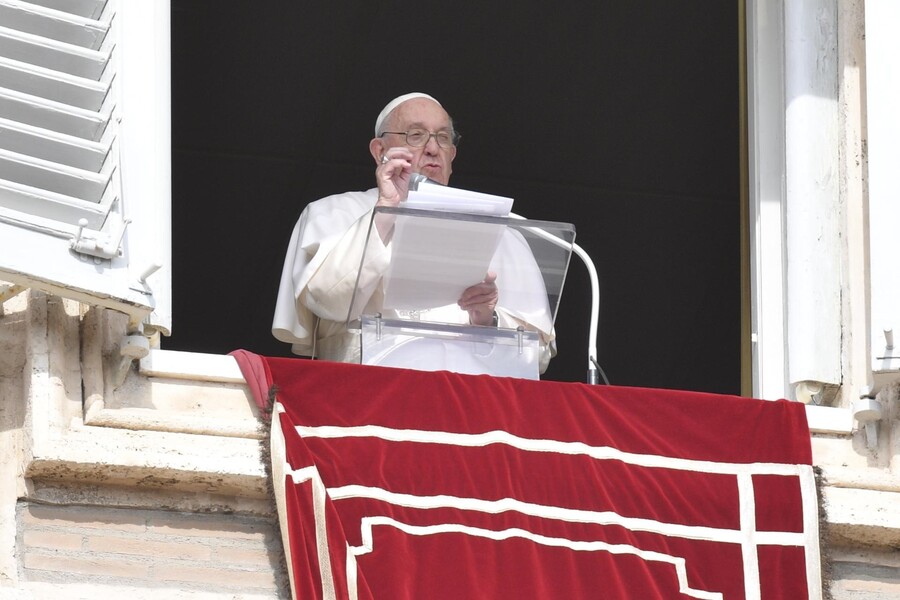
[380,98,457,185]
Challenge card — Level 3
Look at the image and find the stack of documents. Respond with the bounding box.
[383,185,514,311]
[404,183,513,216]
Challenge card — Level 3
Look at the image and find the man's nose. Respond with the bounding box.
[423,135,441,153]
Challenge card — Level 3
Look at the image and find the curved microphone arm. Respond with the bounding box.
[509,213,602,384]
[572,242,602,384]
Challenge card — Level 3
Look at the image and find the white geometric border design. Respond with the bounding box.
[353,516,724,600]
[273,408,822,600]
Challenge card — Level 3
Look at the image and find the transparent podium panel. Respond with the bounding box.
[348,205,575,378]
[360,315,542,379]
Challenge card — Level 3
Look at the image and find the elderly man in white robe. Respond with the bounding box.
[272,93,556,375]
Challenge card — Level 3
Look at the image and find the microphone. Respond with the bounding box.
[409,172,444,191]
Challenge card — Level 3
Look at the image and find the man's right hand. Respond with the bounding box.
[375,147,414,208]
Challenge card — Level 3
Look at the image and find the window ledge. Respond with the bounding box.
[139,348,245,383]
[82,348,262,439]
[805,404,853,436]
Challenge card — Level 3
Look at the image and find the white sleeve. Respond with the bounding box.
[272,191,385,355]
[303,208,390,322]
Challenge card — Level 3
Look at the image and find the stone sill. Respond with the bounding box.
[80,349,263,439]
[139,349,246,383]
[805,404,853,436]
[27,339,269,510]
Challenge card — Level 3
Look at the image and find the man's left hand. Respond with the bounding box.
[459,272,498,326]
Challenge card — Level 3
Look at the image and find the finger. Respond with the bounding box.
[458,290,484,305]
[378,156,411,174]
[459,283,498,303]
[380,155,411,168]
[460,287,497,303]
[380,147,414,163]
[462,286,498,300]
[464,277,498,295]
[459,292,498,308]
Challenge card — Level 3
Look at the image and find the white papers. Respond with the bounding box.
[382,186,514,311]
[403,183,514,216]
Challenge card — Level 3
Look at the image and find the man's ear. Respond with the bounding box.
[369,137,386,164]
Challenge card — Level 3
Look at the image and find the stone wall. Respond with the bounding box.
[3,290,900,598]
[1,292,289,598]
[17,502,289,598]
[828,546,900,599]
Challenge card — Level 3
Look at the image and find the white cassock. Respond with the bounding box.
[272,189,556,375]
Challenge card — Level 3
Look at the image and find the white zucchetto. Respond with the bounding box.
[374,92,441,136]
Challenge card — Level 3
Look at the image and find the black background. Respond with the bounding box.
[166,1,741,394]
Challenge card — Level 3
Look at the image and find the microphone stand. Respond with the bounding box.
[507,213,604,385]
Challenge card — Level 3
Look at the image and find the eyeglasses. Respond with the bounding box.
[380,128,460,148]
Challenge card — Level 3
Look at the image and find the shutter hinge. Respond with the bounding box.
[70,218,131,261]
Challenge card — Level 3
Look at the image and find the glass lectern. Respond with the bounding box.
[346,205,575,379]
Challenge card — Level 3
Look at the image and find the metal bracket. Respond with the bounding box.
[852,398,883,451]
[114,331,150,388]
[876,328,898,360]
[70,218,131,261]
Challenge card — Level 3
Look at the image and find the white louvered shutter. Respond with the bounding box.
[0,0,171,333]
